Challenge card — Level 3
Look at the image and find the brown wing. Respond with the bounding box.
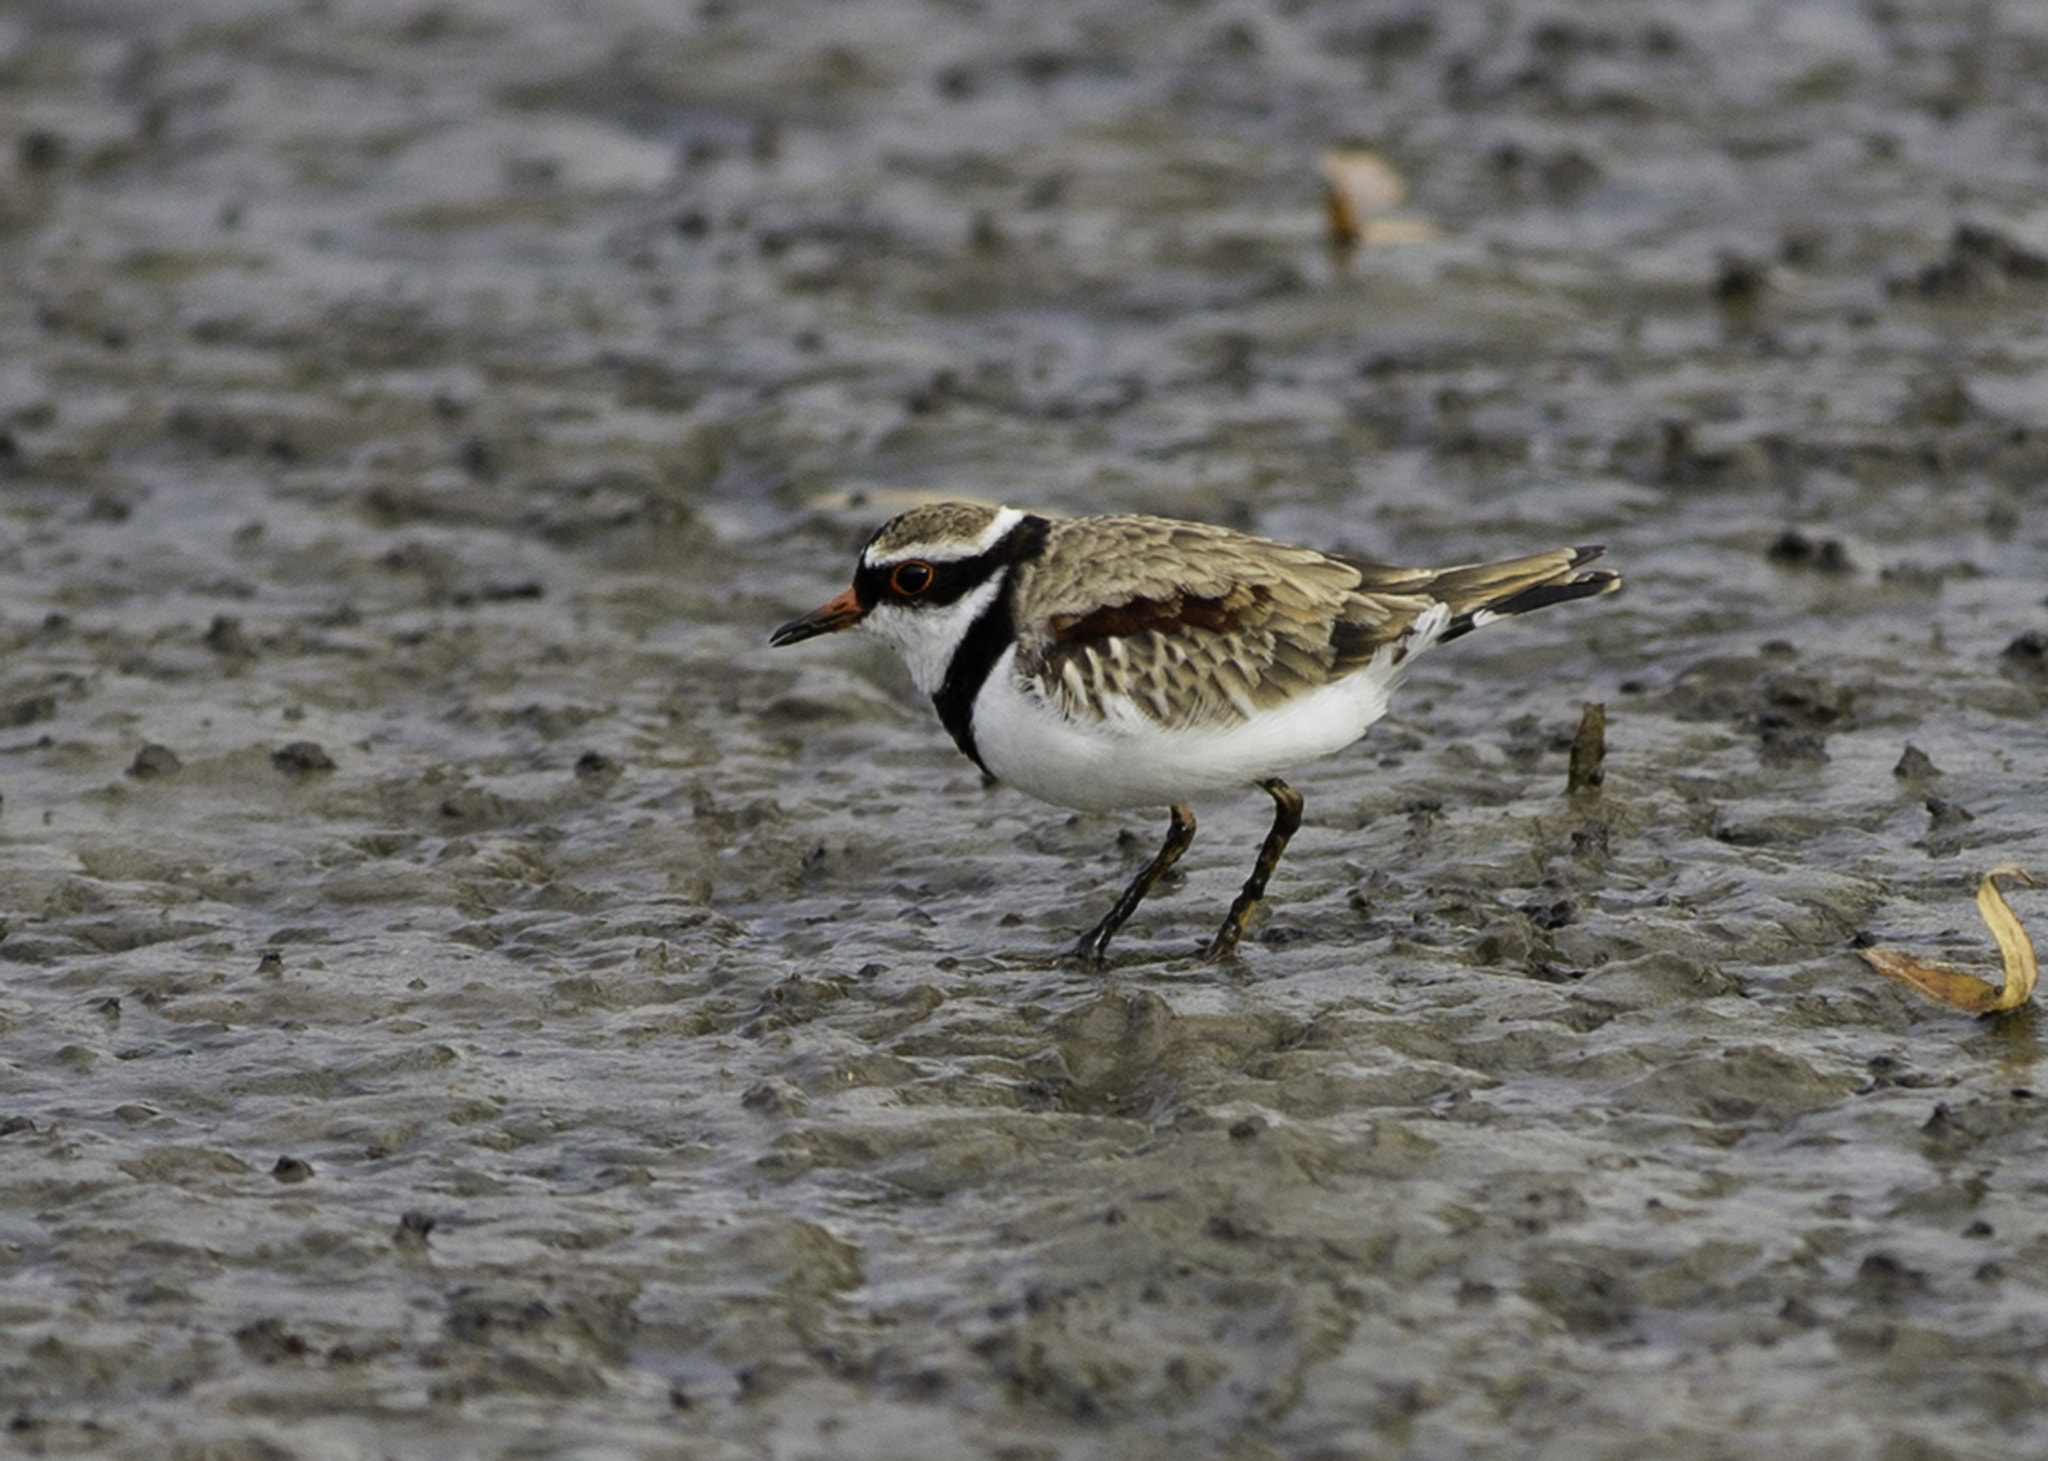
[1012,516,1437,729]
[1011,516,1618,730]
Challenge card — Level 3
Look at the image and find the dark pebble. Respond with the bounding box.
[574,750,618,778]
[448,580,544,607]
[271,741,336,773]
[1924,797,1975,832]
[126,743,183,779]
[1520,898,1576,931]
[204,615,254,657]
[1892,744,1940,780]
[234,1317,309,1362]
[1766,529,1852,573]
[392,1210,436,1248]
[1999,631,2048,678]
[1711,252,1768,308]
[1778,1296,1823,1328]
[1852,1251,1926,1304]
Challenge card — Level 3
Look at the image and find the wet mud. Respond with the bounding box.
[3,1,2048,1456]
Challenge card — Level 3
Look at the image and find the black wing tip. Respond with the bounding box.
[1437,565,1622,644]
[1527,568,1623,609]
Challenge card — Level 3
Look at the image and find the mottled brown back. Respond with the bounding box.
[1010,513,1613,729]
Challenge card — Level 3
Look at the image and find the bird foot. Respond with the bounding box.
[1192,937,1248,967]
[1061,934,1113,971]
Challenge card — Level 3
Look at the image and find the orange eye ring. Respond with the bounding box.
[890,560,935,597]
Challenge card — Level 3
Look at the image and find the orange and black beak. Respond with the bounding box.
[769,586,867,646]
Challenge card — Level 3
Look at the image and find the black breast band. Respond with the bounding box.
[929,514,1049,773]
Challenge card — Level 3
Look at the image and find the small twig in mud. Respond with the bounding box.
[1566,701,1606,794]
[1861,863,2041,1015]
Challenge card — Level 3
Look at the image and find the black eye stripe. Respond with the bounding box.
[856,552,1001,608]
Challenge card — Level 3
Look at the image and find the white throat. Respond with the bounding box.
[862,571,1007,697]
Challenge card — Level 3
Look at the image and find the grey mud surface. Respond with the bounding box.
[4,2,2048,1457]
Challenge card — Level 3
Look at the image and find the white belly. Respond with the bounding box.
[969,644,1403,812]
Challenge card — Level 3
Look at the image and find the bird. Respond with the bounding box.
[770,502,1620,963]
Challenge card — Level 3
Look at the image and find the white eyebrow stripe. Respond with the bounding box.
[864,506,1026,567]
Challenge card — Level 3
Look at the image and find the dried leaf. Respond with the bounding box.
[1319,147,1438,248]
[1861,863,2041,1015]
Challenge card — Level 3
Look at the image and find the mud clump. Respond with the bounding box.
[1614,1045,1858,1127]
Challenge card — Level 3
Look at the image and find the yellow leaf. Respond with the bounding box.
[1320,148,1424,248]
[1861,863,2040,1015]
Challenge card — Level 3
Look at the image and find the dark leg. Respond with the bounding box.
[1070,804,1197,964]
[1202,779,1304,962]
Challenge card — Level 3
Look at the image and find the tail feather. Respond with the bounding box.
[1334,545,1621,669]
[1431,546,1621,645]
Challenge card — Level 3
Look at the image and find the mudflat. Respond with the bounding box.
[3,2,2046,1456]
